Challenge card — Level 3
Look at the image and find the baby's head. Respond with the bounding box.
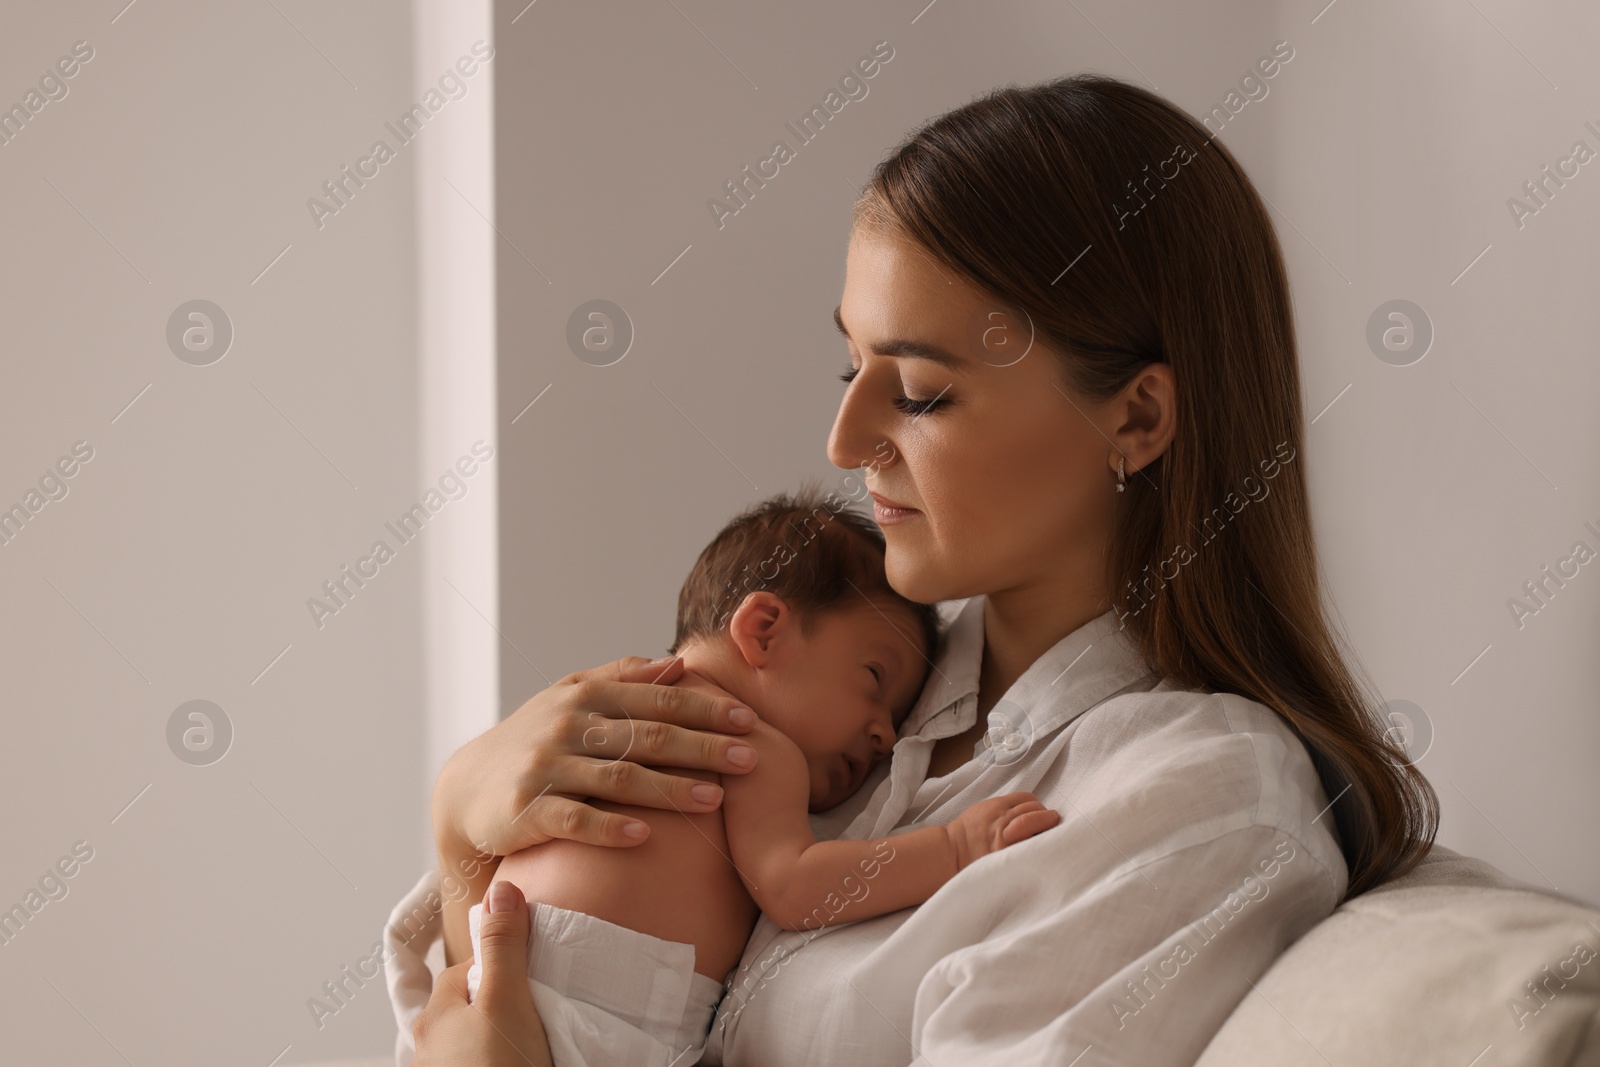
[669,485,940,811]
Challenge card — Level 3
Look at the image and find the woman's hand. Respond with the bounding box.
[432,654,760,861]
[413,881,552,1067]
[431,653,760,964]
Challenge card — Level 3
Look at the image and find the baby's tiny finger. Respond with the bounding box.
[1001,808,1061,845]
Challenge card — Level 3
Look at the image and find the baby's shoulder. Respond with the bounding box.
[719,716,808,798]
[742,716,804,761]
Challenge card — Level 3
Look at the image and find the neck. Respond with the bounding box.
[673,638,751,707]
[977,570,1110,713]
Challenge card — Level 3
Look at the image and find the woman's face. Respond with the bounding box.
[827,223,1121,607]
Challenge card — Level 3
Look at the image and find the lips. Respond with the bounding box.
[828,757,850,797]
[869,490,918,512]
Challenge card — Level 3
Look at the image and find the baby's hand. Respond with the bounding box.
[946,791,1061,871]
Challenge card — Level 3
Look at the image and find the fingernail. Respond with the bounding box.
[622,820,650,839]
[727,744,757,768]
[728,706,755,728]
[487,880,518,914]
[647,655,677,667]
[690,783,722,804]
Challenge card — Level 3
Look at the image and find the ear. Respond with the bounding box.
[1107,361,1177,479]
[726,591,794,668]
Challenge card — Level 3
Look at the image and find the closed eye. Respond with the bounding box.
[838,366,950,416]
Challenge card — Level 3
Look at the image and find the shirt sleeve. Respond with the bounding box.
[904,727,1347,1066]
[383,867,444,1067]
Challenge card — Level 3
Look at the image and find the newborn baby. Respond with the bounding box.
[466,488,1060,1066]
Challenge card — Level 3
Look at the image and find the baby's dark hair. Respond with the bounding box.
[669,480,941,667]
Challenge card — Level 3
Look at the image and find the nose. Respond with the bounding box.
[827,367,894,475]
[866,716,895,759]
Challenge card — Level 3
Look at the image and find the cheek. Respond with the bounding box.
[924,412,1088,538]
[897,404,1102,587]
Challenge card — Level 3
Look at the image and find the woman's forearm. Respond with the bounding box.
[437,834,499,967]
[433,765,500,966]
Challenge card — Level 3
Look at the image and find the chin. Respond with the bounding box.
[884,547,952,606]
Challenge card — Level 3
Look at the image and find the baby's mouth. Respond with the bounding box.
[830,756,851,797]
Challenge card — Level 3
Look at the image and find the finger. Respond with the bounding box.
[572,682,758,773]
[1001,808,1062,845]
[429,960,473,1008]
[568,654,686,687]
[567,756,734,822]
[475,881,532,1011]
[579,675,757,737]
[617,655,688,686]
[523,794,660,848]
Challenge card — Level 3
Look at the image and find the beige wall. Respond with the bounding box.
[1265,1,1600,905]
[0,0,448,1062]
[1,1,1594,1064]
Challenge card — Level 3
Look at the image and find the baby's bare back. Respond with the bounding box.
[491,765,761,983]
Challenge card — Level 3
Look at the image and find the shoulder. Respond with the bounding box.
[721,717,807,791]
[1058,684,1347,900]
[743,716,803,758]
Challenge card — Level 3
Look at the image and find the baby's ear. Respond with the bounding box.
[726,591,791,666]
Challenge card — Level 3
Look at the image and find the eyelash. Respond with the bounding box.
[867,664,882,683]
[838,366,949,416]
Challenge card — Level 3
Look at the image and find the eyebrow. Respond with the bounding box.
[834,304,971,374]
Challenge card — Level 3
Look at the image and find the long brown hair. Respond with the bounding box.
[856,73,1437,898]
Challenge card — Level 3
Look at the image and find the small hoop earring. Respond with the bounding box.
[1115,456,1126,492]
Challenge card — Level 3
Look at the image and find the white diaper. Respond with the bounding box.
[466,900,727,1067]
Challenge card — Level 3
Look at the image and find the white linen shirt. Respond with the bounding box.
[386,596,1348,1066]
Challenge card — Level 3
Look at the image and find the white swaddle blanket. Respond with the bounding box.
[383,869,726,1067]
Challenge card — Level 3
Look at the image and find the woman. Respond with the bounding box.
[396,72,1437,1065]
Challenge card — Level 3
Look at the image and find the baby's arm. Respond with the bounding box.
[722,723,1060,932]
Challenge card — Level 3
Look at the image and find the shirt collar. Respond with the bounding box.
[899,595,1157,743]
[899,597,984,738]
